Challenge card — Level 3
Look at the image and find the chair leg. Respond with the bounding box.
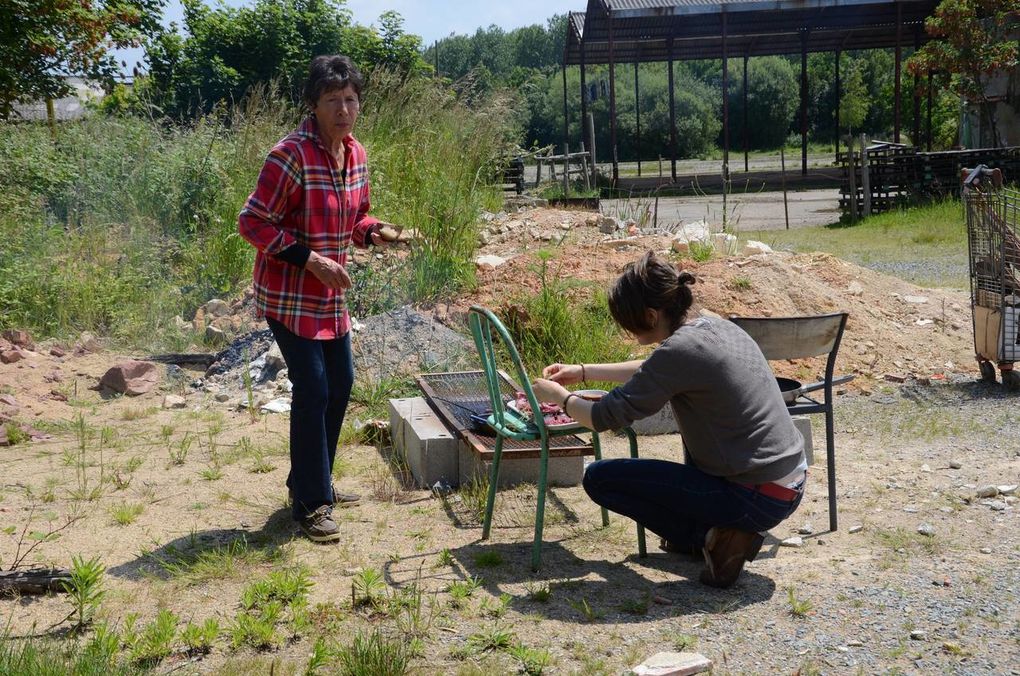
[826,410,838,532]
[624,427,647,558]
[590,432,609,528]
[481,436,504,540]
[531,437,551,571]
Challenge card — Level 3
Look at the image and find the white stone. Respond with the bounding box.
[632,651,712,676]
[921,463,932,472]
[903,295,929,304]
[949,460,963,469]
[847,281,865,296]
[260,398,291,414]
[711,232,738,255]
[204,298,231,317]
[740,240,774,256]
[997,484,1017,495]
[671,220,713,252]
[910,630,927,641]
[780,537,804,548]
[205,325,226,344]
[474,254,507,269]
[915,319,934,326]
[976,485,999,498]
[162,394,186,409]
[917,523,936,536]
[798,524,814,535]
[980,547,992,554]
[848,524,864,534]
[987,500,1007,511]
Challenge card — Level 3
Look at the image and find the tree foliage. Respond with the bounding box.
[728,56,798,148]
[0,0,164,119]
[141,0,428,118]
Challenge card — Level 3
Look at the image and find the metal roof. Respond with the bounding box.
[566,0,940,64]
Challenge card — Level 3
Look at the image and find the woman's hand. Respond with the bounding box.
[542,363,582,385]
[531,378,569,406]
[305,251,352,290]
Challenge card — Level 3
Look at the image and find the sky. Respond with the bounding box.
[115,0,584,74]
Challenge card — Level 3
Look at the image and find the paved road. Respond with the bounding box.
[601,188,843,232]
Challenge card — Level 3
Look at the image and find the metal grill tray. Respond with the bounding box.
[416,371,592,460]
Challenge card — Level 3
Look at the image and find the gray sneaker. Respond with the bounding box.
[299,505,341,542]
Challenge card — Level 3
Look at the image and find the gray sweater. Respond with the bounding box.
[590,317,804,484]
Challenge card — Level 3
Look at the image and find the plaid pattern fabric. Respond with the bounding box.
[238,116,379,339]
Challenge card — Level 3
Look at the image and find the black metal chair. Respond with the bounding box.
[729,312,850,532]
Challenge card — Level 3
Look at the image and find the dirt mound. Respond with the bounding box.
[451,208,976,388]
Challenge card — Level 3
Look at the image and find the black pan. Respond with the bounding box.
[776,374,854,404]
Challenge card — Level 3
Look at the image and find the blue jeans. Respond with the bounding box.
[583,458,803,551]
[267,317,354,519]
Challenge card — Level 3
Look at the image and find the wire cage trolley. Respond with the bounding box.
[962,166,1020,390]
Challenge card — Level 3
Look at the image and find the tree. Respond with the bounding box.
[143,0,428,118]
[838,62,870,138]
[907,0,1019,147]
[727,56,798,148]
[0,0,165,119]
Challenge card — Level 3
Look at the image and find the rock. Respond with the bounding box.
[162,394,187,409]
[921,463,932,473]
[797,524,814,535]
[477,230,490,245]
[997,484,1017,496]
[910,630,927,641]
[847,640,864,647]
[903,295,929,304]
[100,360,159,396]
[1,349,25,364]
[205,325,227,345]
[915,319,934,326]
[204,298,231,317]
[711,232,737,255]
[598,215,621,234]
[976,486,999,498]
[671,220,713,252]
[264,342,286,372]
[949,460,963,469]
[740,239,773,256]
[917,523,936,537]
[979,547,992,554]
[1005,496,1018,506]
[883,373,908,383]
[632,651,712,676]
[0,394,17,407]
[780,537,804,548]
[987,500,1007,511]
[848,524,864,534]
[261,398,291,414]
[173,315,191,332]
[77,332,103,353]
[214,392,231,403]
[1,329,33,349]
[49,346,66,358]
[847,281,865,297]
[475,254,507,270]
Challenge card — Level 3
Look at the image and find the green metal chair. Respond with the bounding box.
[467,305,646,571]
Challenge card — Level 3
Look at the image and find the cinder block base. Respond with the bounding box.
[458,442,584,488]
[389,397,459,488]
[791,415,814,466]
[629,405,679,435]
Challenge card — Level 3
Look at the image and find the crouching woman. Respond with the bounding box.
[531,252,806,588]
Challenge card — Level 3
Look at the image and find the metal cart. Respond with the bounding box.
[963,166,1020,389]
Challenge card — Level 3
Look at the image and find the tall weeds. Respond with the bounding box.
[0,75,516,348]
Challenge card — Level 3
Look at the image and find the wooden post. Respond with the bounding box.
[587,112,597,187]
[563,143,570,198]
[859,133,871,217]
[847,136,859,223]
[580,142,591,191]
[535,156,543,188]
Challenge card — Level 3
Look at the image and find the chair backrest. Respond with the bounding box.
[729,312,848,361]
[467,305,547,437]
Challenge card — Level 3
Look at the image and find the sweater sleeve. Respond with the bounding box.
[590,344,684,432]
[350,168,380,249]
[238,146,304,260]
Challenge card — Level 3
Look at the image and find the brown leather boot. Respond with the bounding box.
[699,527,765,588]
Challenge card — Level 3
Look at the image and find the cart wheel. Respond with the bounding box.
[978,360,997,382]
[1002,369,1020,391]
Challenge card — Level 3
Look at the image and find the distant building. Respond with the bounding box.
[10,76,127,121]
[961,65,1019,148]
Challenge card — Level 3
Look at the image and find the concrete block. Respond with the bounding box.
[791,415,814,466]
[389,397,459,488]
[458,441,584,488]
[629,405,679,436]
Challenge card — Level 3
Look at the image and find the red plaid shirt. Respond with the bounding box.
[238,117,379,339]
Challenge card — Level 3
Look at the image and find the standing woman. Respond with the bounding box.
[239,55,402,542]
[531,252,807,587]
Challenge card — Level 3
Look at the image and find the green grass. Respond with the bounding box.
[745,199,967,288]
[143,534,284,584]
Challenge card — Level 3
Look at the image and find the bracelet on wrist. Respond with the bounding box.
[580,364,587,383]
[561,393,577,411]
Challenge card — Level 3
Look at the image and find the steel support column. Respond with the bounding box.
[834,50,841,159]
[634,61,641,177]
[608,9,619,185]
[722,10,730,175]
[912,26,921,146]
[562,61,569,148]
[580,35,589,162]
[894,1,902,143]
[742,53,749,173]
[668,37,677,181]
[926,71,933,151]
[800,30,808,175]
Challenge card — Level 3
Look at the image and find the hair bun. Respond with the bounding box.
[677,270,696,286]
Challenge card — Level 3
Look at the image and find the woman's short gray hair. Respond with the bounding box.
[303,55,364,109]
